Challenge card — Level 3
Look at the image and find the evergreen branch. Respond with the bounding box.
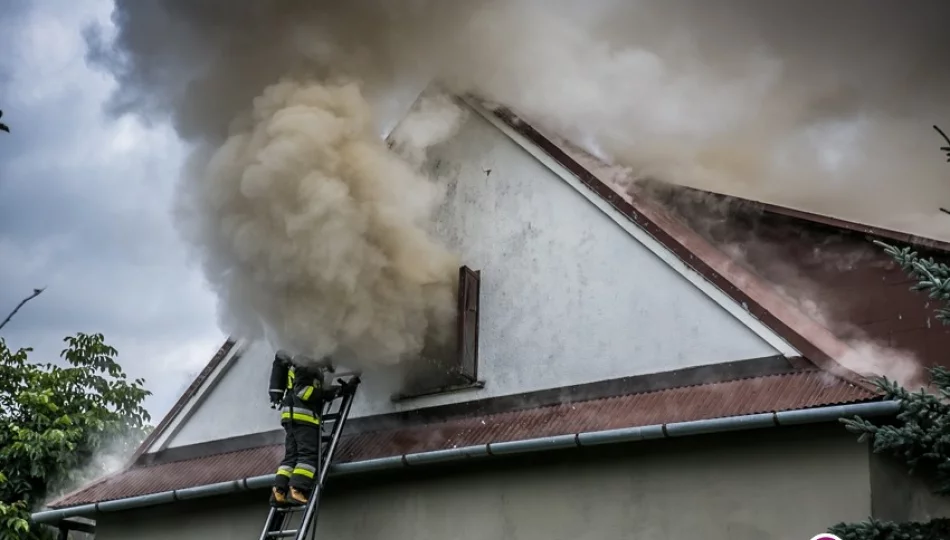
[830,516,950,540]
[833,125,950,539]
[874,240,950,322]
[840,367,950,495]
[931,366,950,393]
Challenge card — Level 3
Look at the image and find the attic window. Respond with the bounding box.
[394,266,483,400]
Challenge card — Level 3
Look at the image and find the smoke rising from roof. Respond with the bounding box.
[442,0,950,241]
[85,0,950,365]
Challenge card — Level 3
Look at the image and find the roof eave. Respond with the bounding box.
[32,398,897,527]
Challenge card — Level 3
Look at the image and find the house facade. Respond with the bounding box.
[32,92,950,540]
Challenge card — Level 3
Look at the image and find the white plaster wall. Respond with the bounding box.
[353,102,782,414]
[164,99,784,449]
[164,340,279,448]
[99,427,871,540]
[431,105,774,364]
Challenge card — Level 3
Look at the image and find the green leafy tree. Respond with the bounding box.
[0,333,152,539]
[828,127,950,540]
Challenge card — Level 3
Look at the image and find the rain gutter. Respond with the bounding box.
[32,399,899,526]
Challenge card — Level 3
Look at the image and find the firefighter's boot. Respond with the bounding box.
[270,487,288,507]
[290,487,309,505]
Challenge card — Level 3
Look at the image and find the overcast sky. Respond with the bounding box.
[0,0,225,420]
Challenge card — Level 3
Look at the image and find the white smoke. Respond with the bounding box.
[388,91,469,170]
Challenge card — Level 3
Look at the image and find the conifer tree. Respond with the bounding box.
[828,127,950,540]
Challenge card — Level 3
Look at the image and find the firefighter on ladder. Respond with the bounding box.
[267,350,341,507]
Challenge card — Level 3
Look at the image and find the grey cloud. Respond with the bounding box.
[0,0,223,418]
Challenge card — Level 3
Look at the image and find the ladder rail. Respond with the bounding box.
[259,501,282,539]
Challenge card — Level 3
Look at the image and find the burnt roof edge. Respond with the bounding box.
[32,398,897,525]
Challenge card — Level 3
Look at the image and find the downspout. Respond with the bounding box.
[31,399,899,525]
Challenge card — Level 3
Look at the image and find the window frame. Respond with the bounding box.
[391,265,484,400]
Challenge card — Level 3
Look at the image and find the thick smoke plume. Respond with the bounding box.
[174,78,462,367]
[85,0,950,367]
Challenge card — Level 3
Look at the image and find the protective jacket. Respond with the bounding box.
[268,351,339,425]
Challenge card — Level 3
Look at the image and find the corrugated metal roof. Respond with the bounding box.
[51,370,876,508]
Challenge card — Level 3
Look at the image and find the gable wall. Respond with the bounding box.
[159,339,276,449]
[160,98,789,450]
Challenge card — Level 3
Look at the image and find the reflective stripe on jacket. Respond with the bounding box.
[280,405,320,425]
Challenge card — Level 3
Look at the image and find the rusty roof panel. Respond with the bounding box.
[51,370,876,508]
[639,178,950,376]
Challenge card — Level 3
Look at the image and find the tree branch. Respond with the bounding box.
[0,287,46,332]
[935,125,950,161]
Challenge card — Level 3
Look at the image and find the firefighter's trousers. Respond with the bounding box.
[274,419,321,493]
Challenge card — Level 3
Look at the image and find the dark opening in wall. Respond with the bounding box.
[394,266,482,400]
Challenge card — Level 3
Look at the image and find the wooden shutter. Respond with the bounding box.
[456,266,481,381]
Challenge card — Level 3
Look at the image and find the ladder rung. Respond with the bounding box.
[323,413,340,421]
[321,435,334,442]
[277,505,304,513]
[267,530,298,538]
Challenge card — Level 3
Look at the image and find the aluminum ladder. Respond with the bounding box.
[258,373,361,540]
